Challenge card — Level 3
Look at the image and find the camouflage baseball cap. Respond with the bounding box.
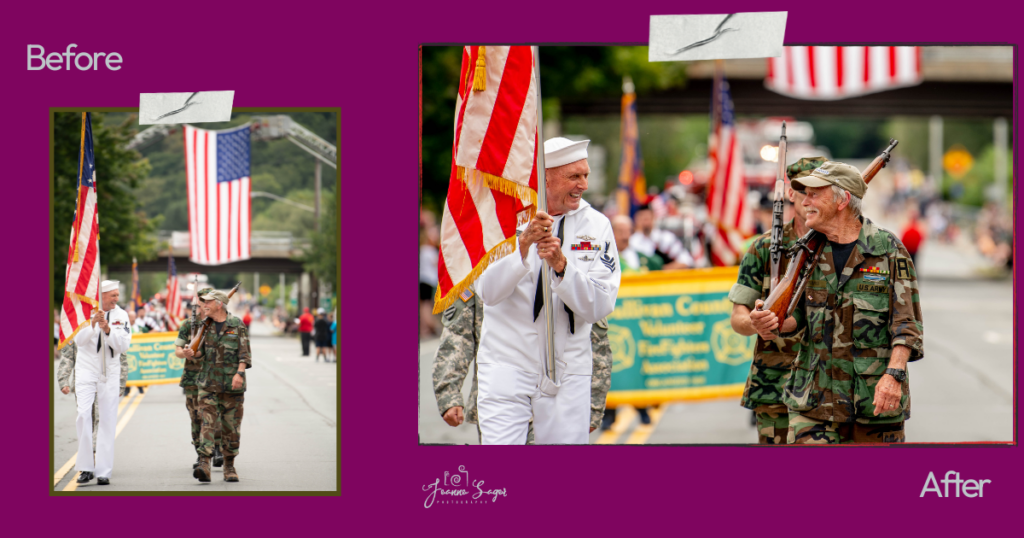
[791,161,867,198]
[786,156,828,181]
[198,288,229,303]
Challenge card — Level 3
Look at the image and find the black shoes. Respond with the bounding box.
[637,408,651,425]
[97,477,110,485]
[213,447,224,468]
[76,471,94,484]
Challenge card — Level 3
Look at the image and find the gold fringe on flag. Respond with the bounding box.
[432,234,518,315]
[472,46,487,92]
[56,292,101,350]
[457,166,538,208]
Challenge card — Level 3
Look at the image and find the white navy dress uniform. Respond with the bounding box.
[476,138,621,444]
[73,280,132,479]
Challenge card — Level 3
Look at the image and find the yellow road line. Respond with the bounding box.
[625,406,665,445]
[53,393,136,487]
[61,392,147,492]
[595,405,637,445]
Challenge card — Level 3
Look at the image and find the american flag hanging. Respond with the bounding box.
[433,45,538,313]
[184,124,252,265]
[706,65,752,266]
[58,113,101,349]
[165,257,184,330]
[766,46,922,100]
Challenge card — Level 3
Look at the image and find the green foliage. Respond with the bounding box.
[562,115,709,195]
[420,46,689,209]
[301,201,339,293]
[806,117,887,160]
[53,112,160,308]
[943,144,1013,206]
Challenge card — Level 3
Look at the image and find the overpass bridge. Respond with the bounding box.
[108,231,310,274]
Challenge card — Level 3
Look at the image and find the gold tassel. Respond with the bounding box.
[472,46,487,92]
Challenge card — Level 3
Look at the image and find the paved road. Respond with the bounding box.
[53,321,338,491]
[418,275,1013,445]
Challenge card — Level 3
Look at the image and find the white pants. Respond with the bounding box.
[477,363,590,445]
[75,371,119,477]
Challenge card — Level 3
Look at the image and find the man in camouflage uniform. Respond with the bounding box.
[751,161,924,444]
[431,288,612,444]
[729,157,825,444]
[174,291,222,471]
[189,288,251,482]
[57,342,129,451]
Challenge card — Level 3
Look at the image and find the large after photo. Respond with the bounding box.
[418,45,1013,445]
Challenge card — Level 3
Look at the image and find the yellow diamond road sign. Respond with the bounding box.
[943,145,974,179]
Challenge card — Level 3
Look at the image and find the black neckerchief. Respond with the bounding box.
[532,216,576,334]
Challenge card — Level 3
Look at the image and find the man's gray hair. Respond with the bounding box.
[831,184,862,217]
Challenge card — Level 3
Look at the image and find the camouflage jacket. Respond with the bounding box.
[431,289,612,430]
[174,319,202,388]
[783,217,924,424]
[195,315,252,393]
[57,341,129,392]
[729,221,807,411]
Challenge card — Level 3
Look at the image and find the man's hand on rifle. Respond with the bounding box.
[182,347,196,359]
[750,300,796,340]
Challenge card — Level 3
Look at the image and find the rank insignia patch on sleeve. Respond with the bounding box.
[896,258,911,279]
[599,241,616,273]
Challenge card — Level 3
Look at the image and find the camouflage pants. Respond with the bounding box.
[185,387,221,455]
[755,405,790,445]
[788,412,905,444]
[198,391,243,458]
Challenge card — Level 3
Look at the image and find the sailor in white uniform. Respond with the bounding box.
[476,138,621,444]
[73,280,132,485]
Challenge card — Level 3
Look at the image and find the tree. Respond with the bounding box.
[301,198,339,298]
[53,112,159,307]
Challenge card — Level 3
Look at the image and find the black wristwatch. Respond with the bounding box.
[885,368,906,382]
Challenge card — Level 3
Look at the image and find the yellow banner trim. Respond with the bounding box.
[606,383,745,409]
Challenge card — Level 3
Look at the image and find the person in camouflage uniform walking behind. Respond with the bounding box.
[751,161,924,444]
[58,342,129,451]
[431,287,612,444]
[729,157,825,444]
[174,291,222,471]
[190,288,251,482]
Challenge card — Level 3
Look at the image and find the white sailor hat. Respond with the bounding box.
[101,280,120,293]
[544,137,590,168]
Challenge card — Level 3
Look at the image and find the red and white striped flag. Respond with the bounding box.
[707,65,752,266]
[766,46,922,100]
[433,45,539,313]
[165,257,184,330]
[184,124,252,265]
[59,113,101,349]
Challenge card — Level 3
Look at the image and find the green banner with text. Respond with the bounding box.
[607,267,754,408]
[125,331,183,386]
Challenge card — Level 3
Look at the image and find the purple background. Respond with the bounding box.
[4,1,1018,534]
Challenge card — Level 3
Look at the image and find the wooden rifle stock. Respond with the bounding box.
[755,139,898,338]
[187,283,241,355]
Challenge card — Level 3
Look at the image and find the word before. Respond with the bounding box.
[28,45,122,71]
[920,471,991,498]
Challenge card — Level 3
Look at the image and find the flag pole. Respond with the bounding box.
[532,46,557,384]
